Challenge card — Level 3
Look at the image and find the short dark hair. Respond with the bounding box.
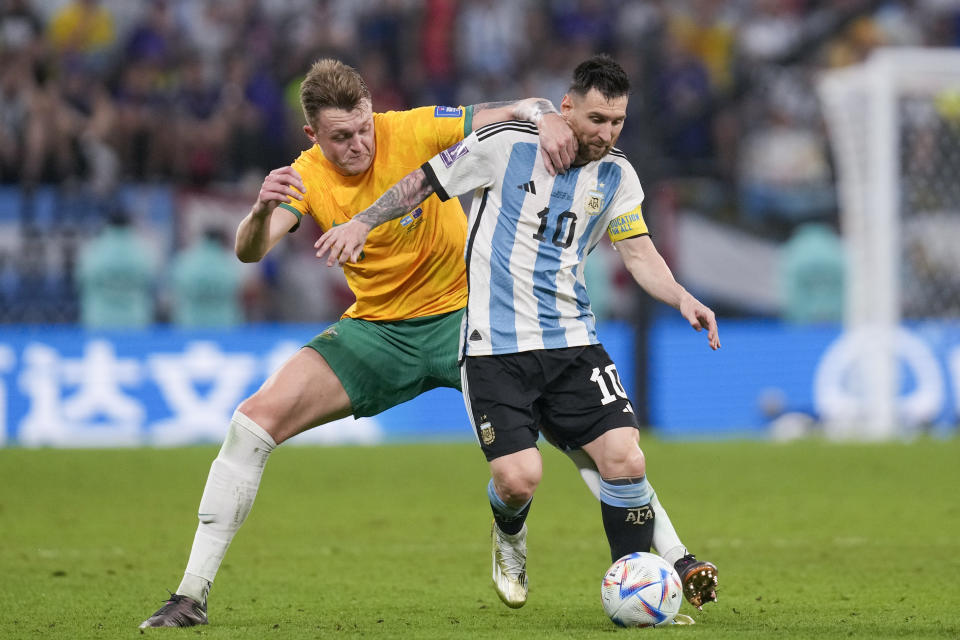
[568,54,630,100]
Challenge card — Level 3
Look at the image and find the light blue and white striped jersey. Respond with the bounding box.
[422,120,649,356]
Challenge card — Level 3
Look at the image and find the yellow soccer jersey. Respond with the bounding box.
[280,106,473,322]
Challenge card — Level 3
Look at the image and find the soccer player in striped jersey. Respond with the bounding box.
[139,58,577,629]
[315,55,721,614]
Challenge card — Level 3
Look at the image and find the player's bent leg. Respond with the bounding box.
[238,347,353,444]
[581,428,658,560]
[141,349,353,629]
[489,449,541,509]
[558,446,704,571]
[140,410,275,629]
[580,429,719,609]
[487,449,541,609]
[581,426,646,478]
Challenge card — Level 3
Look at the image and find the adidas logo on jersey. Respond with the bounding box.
[516,180,536,194]
[469,330,483,342]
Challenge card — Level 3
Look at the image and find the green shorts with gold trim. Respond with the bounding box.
[304,308,464,418]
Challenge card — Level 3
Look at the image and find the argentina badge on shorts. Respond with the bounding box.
[478,415,495,445]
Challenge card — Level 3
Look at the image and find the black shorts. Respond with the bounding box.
[462,345,639,461]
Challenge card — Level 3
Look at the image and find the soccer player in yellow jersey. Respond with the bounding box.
[138,58,576,629]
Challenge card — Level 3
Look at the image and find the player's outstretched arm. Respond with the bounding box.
[471,98,576,175]
[616,235,721,350]
[236,166,304,263]
[314,168,435,267]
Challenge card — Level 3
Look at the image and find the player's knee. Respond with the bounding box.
[497,481,536,506]
[493,466,540,505]
[598,446,646,479]
[235,395,262,423]
[624,447,646,477]
[235,395,282,441]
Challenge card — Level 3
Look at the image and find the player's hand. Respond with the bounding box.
[679,294,721,350]
[537,113,577,176]
[314,218,372,267]
[255,166,305,214]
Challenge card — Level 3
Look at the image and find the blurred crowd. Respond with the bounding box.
[1,0,959,326]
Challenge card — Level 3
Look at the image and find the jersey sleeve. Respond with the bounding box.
[421,131,497,202]
[605,161,648,242]
[276,154,312,232]
[389,105,474,156]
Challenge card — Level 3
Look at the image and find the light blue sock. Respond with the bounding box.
[487,478,531,519]
[598,475,654,508]
[598,476,656,559]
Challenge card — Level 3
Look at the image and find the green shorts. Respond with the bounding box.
[304,309,464,418]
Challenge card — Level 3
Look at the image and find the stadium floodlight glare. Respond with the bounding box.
[817,47,960,440]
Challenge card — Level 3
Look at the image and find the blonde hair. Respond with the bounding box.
[299,59,371,127]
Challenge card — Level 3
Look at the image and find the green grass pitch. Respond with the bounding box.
[1,436,958,639]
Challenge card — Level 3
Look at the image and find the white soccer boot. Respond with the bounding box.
[491,521,528,608]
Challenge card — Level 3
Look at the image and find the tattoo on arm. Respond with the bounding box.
[513,98,560,124]
[471,99,560,124]
[471,100,515,113]
[353,169,434,228]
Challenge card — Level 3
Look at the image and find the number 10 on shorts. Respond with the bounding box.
[590,365,634,412]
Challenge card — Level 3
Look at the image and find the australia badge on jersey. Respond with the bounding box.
[585,184,606,215]
[434,105,463,118]
[400,207,424,231]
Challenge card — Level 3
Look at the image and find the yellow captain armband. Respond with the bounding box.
[606,205,648,242]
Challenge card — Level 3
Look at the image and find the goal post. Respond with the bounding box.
[817,47,960,439]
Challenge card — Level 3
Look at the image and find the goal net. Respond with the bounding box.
[817,47,960,439]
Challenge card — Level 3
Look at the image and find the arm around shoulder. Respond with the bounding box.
[468,98,574,175]
[469,97,559,130]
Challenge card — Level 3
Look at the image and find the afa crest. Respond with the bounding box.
[585,186,605,215]
[478,414,495,445]
[625,504,654,525]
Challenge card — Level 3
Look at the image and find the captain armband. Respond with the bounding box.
[607,205,649,243]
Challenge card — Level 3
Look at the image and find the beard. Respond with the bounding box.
[578,140,611,162]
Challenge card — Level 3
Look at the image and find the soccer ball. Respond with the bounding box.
[600,552,683,627]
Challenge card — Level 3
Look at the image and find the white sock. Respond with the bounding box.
[563,448,603,499]
[177,411,276,602]
[650,493,687,567]
[561,448,687,566]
